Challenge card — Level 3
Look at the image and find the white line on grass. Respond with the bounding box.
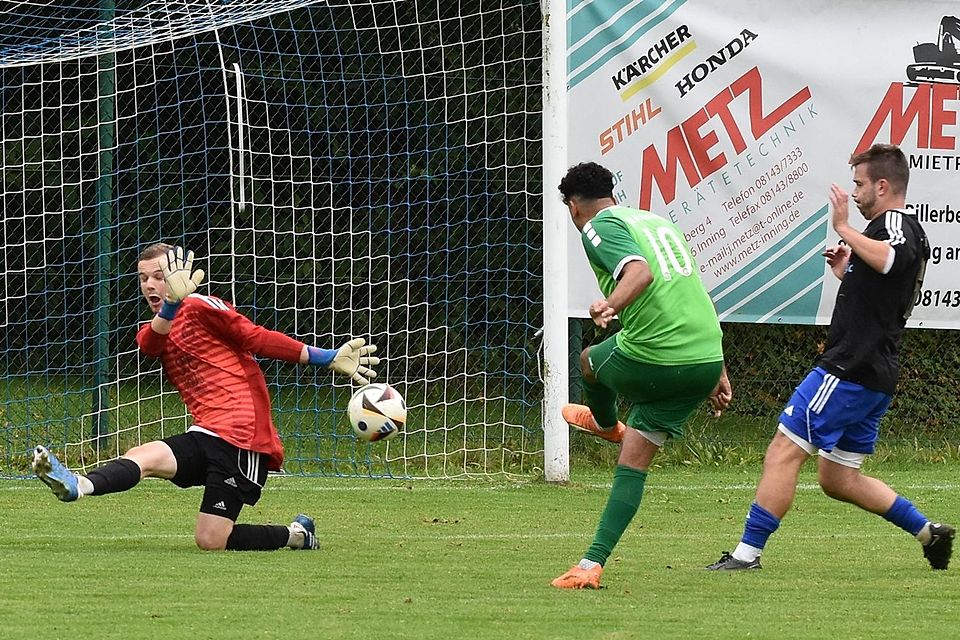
[4,481,960,492]
[259,481,960,492]
[8,530,913,543]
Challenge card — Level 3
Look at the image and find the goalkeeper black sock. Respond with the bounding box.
[86,458,142,495]
[225,524,291,551]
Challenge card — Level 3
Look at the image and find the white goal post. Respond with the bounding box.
[541,0,570,482]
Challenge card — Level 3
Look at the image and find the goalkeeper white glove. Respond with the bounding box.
[328,338,380,385]
[161,247,205,303]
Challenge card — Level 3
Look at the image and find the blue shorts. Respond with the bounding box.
[778,367,892,454]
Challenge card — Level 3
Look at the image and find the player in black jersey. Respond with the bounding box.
[708,144,954,571]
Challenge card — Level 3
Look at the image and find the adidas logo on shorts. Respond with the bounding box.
[224,477,237,487]
[213,501,227,511]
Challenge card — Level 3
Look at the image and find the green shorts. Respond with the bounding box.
[588,334,723,439]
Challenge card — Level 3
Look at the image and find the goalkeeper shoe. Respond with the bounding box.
[705,551,762,571]
[561,404,626,444]
[32,446,80,502]
[290,514,319,550]
[551,564,604,589]
[922,522,954,570]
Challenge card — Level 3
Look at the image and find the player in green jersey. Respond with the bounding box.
[552,161,732,589]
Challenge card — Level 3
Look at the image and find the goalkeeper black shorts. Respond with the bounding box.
[163,430,268,519]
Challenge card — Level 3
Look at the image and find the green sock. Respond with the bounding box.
[583,465,648,565]
[583,378,618,428]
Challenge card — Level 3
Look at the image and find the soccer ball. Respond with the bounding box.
[347,383,406,442]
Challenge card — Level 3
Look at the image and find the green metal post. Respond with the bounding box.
[92,1,116,451]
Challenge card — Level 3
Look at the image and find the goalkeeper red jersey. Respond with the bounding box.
[136,294,296,470]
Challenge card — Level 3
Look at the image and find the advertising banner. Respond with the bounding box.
[566,0,960,329]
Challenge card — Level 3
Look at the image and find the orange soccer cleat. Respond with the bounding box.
[561,404,625,444]
[550,564,603,589]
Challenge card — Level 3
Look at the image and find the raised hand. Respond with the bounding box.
[161,247,205,303]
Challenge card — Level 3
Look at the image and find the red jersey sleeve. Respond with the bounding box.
[136,322,168,358]
[189,296,305,363]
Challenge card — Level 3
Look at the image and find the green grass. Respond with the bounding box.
[2,464,959,639]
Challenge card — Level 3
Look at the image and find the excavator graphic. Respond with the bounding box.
[906,16,960,84]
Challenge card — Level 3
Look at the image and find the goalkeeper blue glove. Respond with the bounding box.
[308,338,380,385]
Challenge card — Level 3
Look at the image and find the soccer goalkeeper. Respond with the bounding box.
[32,243,379,551]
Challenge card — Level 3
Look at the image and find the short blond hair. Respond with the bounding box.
[138,242,173,263]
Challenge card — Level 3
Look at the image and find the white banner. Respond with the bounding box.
[566,0,960,329]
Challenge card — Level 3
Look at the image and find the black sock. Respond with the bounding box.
[86,458,142,495]
[225,524,290,551]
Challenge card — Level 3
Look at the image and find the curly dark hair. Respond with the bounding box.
[558,162,615,204]
[849,144,909,195]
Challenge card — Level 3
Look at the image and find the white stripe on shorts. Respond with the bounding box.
[810,373,839,414]
[237,450,264,487]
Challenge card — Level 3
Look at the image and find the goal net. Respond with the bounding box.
[0,0,545,478]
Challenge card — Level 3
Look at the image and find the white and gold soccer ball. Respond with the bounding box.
[347,383,406,442]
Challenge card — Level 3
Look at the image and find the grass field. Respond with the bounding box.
[2,464,959,640]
